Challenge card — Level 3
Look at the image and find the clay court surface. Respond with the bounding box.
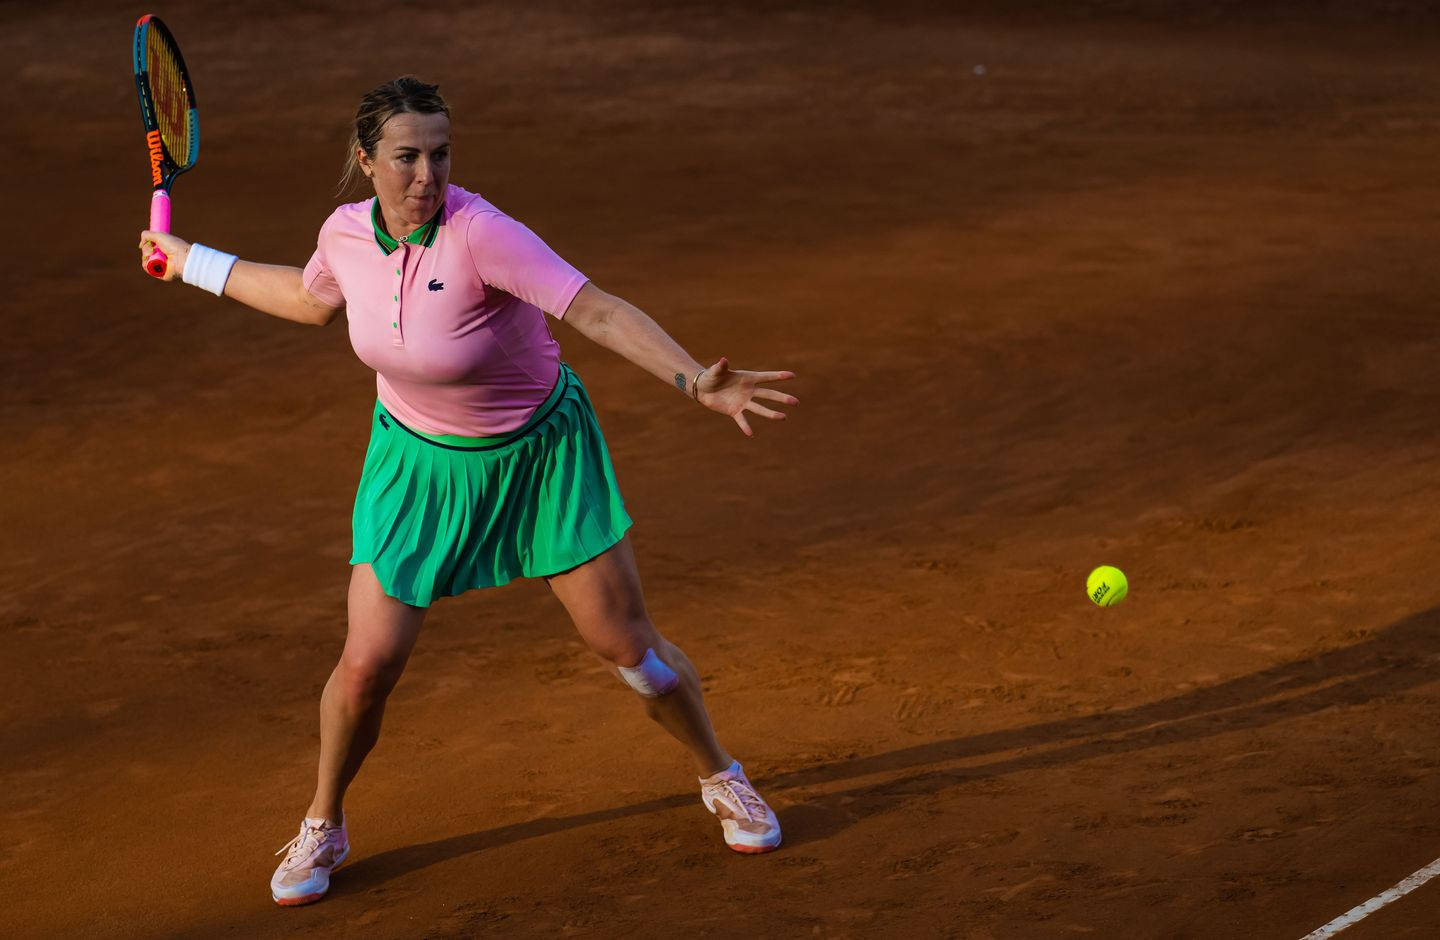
[7,1,1440,936]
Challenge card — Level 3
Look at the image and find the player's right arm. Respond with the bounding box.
[138,230,342,326]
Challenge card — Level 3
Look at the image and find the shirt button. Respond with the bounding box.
[392,322,398,328]
[395,268,400,275]
[393,295,398,301]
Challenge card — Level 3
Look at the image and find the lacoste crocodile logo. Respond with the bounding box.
[428,279,444,292]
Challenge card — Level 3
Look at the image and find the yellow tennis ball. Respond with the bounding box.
[1087,566,1128,607]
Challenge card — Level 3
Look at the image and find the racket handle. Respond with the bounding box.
[145,189,172,279]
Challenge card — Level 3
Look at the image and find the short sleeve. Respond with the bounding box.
[465,210,588,319]
[302,216,345,309]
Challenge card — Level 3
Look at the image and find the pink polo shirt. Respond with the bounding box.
[302,184,589,436]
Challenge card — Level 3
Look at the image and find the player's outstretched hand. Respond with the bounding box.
[137,230,191,281]
[695,357,798,437]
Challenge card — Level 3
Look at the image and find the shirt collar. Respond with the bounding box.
[371,198,442,255]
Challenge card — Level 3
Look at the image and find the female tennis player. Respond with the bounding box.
[138,76,796,907]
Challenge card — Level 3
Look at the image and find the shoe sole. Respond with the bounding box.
[718,818,782,854]
[272,846,349,907]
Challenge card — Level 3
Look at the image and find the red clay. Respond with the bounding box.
[5,2,1440,937]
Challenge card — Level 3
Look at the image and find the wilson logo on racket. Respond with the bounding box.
[146,130,164,186]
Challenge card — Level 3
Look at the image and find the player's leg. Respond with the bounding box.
[273,563,427,906]
[546,536,729,774]
[546,536,781,853]
[309,562,428,821]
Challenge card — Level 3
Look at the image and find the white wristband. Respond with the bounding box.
[181,243,238,297]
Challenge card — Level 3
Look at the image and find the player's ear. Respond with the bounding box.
[356,147,373,178]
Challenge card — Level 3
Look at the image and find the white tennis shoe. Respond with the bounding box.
[271,816,349,906]
[700,761,782,854]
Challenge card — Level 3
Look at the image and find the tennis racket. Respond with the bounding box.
[133,14,199,278]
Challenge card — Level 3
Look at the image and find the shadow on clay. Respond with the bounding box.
[327,605,1440,894]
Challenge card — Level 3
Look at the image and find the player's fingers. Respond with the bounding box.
[753,388,799,405]
[744,401,785,420]
[733,411,754,437]
[750,370,795,383]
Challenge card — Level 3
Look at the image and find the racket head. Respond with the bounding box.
[133,14,199,192]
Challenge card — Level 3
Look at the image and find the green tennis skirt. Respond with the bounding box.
[350,364,633,607]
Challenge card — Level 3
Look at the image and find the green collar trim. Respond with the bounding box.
[371,199,442,255]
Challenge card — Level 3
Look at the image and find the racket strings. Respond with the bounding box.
[146,27,192,166]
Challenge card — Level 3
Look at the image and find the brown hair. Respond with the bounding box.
[337,76,450,197]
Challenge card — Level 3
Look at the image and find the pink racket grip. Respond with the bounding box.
[145,190,172,279]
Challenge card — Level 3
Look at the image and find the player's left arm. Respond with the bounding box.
[561,281,798,437]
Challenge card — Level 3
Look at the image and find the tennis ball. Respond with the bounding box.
[1087,566,1128,607]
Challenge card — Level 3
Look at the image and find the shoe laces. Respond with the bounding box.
[719,777,769,823]
[275,821,332,865]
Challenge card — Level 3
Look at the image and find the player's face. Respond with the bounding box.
[361,111,451,231]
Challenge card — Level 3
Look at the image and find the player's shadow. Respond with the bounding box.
[331,605,1440,893]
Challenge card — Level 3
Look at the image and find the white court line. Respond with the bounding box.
[1300,856,1440,939]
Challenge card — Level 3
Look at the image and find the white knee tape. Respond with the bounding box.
[618,648,679,697]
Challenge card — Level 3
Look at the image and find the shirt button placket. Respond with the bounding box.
[391,244,405,346]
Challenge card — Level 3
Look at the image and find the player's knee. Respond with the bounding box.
[587,615,653,667]
[338,652,406,706]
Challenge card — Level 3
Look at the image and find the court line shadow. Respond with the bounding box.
[325,605,1439,894]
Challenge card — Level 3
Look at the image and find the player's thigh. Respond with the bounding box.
[546,537,658,665]
[343,563,427,674]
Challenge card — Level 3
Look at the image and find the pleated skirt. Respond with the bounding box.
[349,364,633,606]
